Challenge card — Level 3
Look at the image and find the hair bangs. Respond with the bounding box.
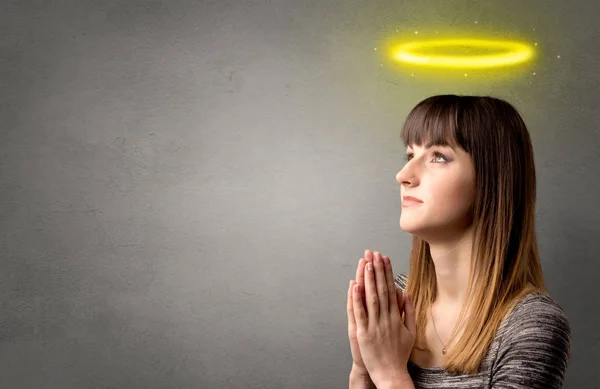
[400,96,461,150]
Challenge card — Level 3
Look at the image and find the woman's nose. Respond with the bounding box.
[396,164,418,187]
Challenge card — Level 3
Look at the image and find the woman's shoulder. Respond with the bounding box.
[492,292,572,384]
[500,291,571,343]
[393,273,570,337]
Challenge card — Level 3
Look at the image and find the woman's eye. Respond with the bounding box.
[405,151,449,163]
[432,152,448,163]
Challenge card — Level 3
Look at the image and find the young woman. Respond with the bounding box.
[347,95,572,388]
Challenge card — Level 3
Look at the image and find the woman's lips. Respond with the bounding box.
[402,199,422,207]
[402,196,423,207]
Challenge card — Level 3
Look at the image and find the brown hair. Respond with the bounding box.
[400,95,546,375]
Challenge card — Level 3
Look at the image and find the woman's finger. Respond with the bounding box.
[347,280,356,329]
[364,251,379,322]
[383,256,399,316]
[352,282,368,330]
[396,288,405,320]
[373,252,389,316]
[355,258,368,314]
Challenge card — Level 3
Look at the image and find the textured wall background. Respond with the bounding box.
[1,0,598,388]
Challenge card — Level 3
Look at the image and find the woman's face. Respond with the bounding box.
[395,141,476,240]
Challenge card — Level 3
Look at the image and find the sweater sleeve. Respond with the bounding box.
[490,295,572,389]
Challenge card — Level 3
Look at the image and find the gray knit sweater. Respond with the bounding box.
[394,274,572,388]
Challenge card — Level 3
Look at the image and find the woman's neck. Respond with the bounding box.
[427,228,474,307]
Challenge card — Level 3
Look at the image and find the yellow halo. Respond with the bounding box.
[391,38,535,69]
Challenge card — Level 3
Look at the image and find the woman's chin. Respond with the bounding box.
[400,218,437,238]
[399,220,422,234]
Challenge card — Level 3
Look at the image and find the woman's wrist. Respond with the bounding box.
[375,370,415,389]
[349,365,376,389]
[350,363,369,377]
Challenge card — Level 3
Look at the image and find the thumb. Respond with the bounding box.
[404,292,417,338]
[395,288,405,317]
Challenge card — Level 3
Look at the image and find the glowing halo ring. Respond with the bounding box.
[392,39,535,69]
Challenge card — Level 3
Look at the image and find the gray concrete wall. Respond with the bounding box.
[1,0,597,388]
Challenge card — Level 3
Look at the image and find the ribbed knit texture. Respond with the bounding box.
[394,274,572,388]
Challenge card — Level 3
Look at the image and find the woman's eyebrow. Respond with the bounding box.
[406,141,457,152]
[424,141,456,151]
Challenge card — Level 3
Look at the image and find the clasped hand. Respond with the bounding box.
[347,250,416,388]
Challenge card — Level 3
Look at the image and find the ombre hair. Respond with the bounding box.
[400,95,546,375]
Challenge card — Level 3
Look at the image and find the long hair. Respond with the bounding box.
[400,95,546,375]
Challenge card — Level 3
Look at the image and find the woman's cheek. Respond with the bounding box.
[436,182,470,218]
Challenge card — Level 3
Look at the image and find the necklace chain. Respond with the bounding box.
[430,306,469,356]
